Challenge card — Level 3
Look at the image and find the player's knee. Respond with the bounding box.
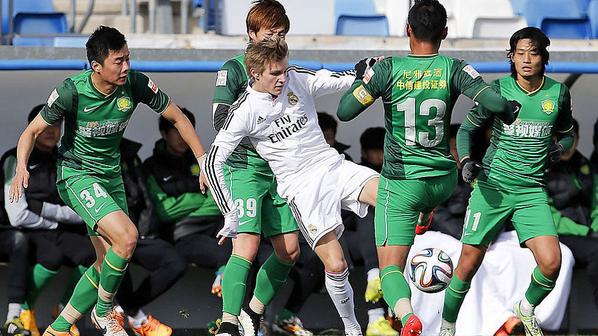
[457,250,484,280]
[276,244,300,263]
[113,230,138,258]
[539,252,561,279]
[324,258,347,274]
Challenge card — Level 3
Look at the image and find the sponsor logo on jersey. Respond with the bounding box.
[541,99,555,115]
[363,68,375,84]
[503,121,552,138]
[78,119,129,137]
[352,85,374,106]
[267,113,309,143]
[287,91,299,105]
[147,78,159,94]
[47,89,59,107]
[117,96,132,112]
[462,65,480,79]
[216,70,228,86]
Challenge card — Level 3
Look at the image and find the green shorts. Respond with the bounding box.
[462,181,557,246]
[375,170,457,246]
[57,166,128,236]
[223,165,297,237]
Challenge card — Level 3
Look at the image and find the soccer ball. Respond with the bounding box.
[409,248,453,293]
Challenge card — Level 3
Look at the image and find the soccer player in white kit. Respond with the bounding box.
[203,37,380,335]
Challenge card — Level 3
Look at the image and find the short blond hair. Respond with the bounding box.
[244,36,288,79]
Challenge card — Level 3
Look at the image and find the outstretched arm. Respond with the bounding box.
[161,102,208,191]
[337,58,388,121]
[9,115,51,202]
[202,106,251,244]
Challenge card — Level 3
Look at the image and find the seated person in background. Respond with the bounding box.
[0,180,30,336]
[115,138,187,336]
[545,119,598,312]
[317,112,353,161]
[144,108,231,291]
[2,105,95,336]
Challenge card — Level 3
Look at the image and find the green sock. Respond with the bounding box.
[61,265,87,307]
[51,266,100,332]
[95,248,128,317]
[222,255,252,316]
[380,266,411,317]
[254,253,294,306]
[524,267,556,306]
[22,264,58,310]
[442,274,471,323]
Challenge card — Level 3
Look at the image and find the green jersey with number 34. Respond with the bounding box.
[40,70,171,177]
[345,55,500,179]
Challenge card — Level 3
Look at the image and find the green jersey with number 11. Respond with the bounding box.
[338,55,515,180]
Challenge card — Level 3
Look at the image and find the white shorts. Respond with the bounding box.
[288,159,378,249]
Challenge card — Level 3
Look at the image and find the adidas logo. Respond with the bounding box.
[257,116,265,124]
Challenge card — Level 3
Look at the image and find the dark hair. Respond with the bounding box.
[407,0,447,43]
[27,104,45,123]
[86,26,127,66]
[247,0,290,35]
[159,107,195,132]
[507,27,550,78]
[360,127,385,151]
[450,123,461,139]
[317,112,337,134]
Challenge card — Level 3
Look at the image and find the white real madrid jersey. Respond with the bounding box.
[204,66,355,215]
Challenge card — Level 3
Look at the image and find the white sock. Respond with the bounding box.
[222,312,238,325]
[249,296,266,315]
[6,303,21,322]
[440,319,455,330]
[128,309,148,328]
[367,308,385,324]
[393,298,413,322]
[519,297,535,316]
[367,268,380,282]
[325,269,361,333]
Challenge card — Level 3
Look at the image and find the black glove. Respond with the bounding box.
[507,100,521,121]
[548,141,563,165]
[354,57,379,81]
[461,158,482,183]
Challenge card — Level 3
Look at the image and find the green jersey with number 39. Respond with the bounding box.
[340,55,502,180]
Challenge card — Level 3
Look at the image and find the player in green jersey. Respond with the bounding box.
[8,26,207,336]
[439,27,574,336]
[337,1,520,334]
[211,2,303,336]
